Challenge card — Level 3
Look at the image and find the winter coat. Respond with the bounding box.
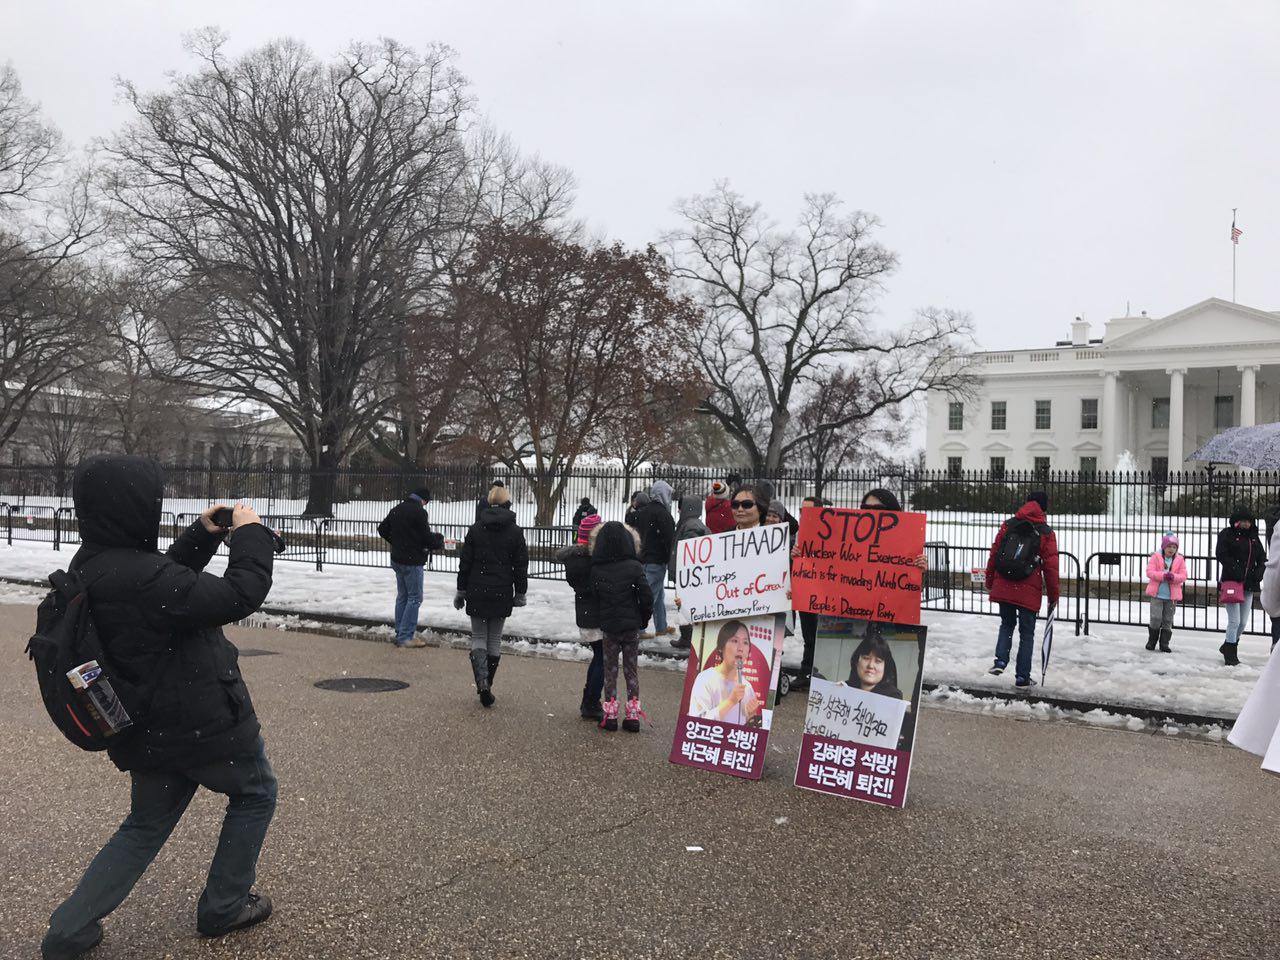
[669,500,710,580]
[634,485,676,566]
[1262,532,1280,618]
[590,557,654,634]
[68,455,274,774]
[705,493,734,535]
[624,491,650,531]
[555,543,600,630]
[1144,552,1188,601]
[571,499,596,536]
[458,506,529,619]
[377,497,444,566]
[985,500,1060,611]
[1217,518,1265,590]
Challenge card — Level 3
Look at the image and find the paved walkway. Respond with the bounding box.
[1,604,1274,959]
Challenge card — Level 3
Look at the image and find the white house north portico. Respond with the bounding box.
[925,298,1280,474]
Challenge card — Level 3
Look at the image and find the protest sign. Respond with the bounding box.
[791,507,926,624]
[670,614,785,780]
[674,524,791,625]
[793,616,928,808]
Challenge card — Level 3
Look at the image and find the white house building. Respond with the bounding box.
[925,298,1280,475]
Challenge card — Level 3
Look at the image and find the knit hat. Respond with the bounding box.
[709,480,730,498]
[577,512,603,544]
[1027,490,1050,513]
[766,499,787,521]
[1161,532,1179,551]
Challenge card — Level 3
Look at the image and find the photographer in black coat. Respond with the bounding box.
[42,456,277,958]
[377,487,444,648]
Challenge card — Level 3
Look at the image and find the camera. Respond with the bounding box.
[210,505,287,555]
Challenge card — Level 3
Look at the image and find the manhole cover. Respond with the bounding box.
[238,649,279,657]
[314,677,410,693]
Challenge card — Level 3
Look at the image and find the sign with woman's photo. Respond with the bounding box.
[674,525,792,625]
[793,616,928,808]
[669,614,786,780]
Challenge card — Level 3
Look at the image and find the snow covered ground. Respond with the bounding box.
[1,538,1264,725]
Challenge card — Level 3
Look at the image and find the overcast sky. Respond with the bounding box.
[8,0,1280,350]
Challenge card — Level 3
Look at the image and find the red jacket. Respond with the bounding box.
[985,501,1060,611]
[704,494,735,535]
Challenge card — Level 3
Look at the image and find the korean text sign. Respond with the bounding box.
[675,525,791,625]
[669,614,785,781]
[791,507,926,624]
[793,618,927,808]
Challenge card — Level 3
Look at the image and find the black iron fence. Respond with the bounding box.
[2,463,1276,638]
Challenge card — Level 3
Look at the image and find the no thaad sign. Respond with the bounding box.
[674,525,791,625]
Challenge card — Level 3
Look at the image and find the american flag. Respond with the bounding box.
[1232,217,1242,245]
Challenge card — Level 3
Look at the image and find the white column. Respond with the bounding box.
[1239,364,1259,427]
[1101,371,1119,469]
[1167,368,1186,469]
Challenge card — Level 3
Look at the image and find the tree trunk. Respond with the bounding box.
[303,445,340,517]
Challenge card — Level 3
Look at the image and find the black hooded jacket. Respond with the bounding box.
[377,496,444,566]
[457,506,529,619]
[1217,508,1266,588]
[589,525,654,634]
[69,455,274,773]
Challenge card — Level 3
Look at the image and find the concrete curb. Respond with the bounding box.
[0,575,1235,729]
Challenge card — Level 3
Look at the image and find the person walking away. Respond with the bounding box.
[1216,505,1265,666]
[590,521,654,732]
[41,456,278,959]
[669,497,710,650]
[572,497,597,538]
[985,491,1060,687]
[556,513,605,719]
[704,480,735,535]
[1144,533,1186,653]
[635,481,676,639]
[455,484,529,706]
[377,486,445,648]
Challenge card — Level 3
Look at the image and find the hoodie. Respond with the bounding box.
[985,500,1060,611]
[1217,508,1265,589]
[458,506,530,618]
[670,498,711,579]
[634,485,676,565]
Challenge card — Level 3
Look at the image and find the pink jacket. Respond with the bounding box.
[1145,552,1187,601]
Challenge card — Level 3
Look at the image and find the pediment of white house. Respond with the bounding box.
[939,440,969,452]
[1071,440,1102,453]
[1026,439,1059,452]
[1106,298,1280,352]
[982,440,1014,453]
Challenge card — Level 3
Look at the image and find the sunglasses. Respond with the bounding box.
[731,499,756,509]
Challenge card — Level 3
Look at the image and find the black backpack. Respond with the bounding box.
[994,517,1048,581]
[25,556,146,752]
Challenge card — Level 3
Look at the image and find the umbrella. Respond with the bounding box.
[1040,603,1056,687]
[1190,422,1280,470]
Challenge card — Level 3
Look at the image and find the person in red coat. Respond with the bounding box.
[704,479,736,535]
[985,491,1060,687]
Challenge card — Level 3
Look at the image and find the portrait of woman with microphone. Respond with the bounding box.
[688,619,763,725]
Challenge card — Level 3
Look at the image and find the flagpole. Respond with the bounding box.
[1232,207,1237,303]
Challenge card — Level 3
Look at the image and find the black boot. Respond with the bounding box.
[580,688,604,721]
[1145,628,1158,651]
[487,655,501,685]
[1158,628,1172,653]
[470,649,495,707]
[1219,641,1240,666]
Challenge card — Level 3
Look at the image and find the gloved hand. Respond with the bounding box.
[453,592,466,610]
[513,594,527,607]
[1164,572,1174,583]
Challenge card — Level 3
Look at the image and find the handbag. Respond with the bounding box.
[1219,541,1253,604]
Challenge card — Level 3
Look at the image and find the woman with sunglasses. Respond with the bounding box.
[729,485,770,529]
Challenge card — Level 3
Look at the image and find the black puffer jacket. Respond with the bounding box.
[589,528,654,634]
[556,544,600,630]
[458,506,529,619]
[1217,509,1266,589]
[635,499,675,566]
[69,455,274,773]
[377,497,444,566]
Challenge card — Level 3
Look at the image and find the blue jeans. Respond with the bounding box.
[643,563,668,633]
[994,602,1038,681]
[43,738,278,953]
[1224,592,1254,644]
[391,562,424,644]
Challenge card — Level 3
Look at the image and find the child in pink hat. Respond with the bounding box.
[1144,532,1187,652]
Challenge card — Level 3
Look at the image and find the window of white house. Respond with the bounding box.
[1151,397,1170,429]
[990,456,1005,478]
[948,401,964,431]
[947,456,962,477]
[1080,398,1098,430]
[991,400,1007,431]
[1215,395,1234,429]
[1034,400,1052,430]
[1079,456,1097,475]
[1152,456,1169,479]
[1033,456,1050,475]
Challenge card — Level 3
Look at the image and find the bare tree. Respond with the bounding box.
[666,183,973,472]
[457,227,698,525]
[0,65,101,453]
[28,382,97,490]
[103,33,470,514]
